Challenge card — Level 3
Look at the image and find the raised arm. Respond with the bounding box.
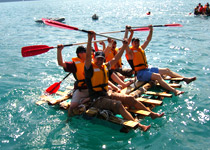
[125,26,134,60]
[85,31,95,69]
[99,41,106,51]
[109,28,129,67]
[103,38,114,56]
[128,27,134,45]
[57,44,67,69]
[141,25,153,50]
[93,35,99,52]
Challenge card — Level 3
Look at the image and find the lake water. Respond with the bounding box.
[0,0,210,149]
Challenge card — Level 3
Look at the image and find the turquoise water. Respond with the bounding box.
[0,0,210,149]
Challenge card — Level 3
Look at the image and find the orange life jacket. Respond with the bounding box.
[126,46,148,71]
[105,48,122,69]
[89,62,109,92]
[71,57,86,88]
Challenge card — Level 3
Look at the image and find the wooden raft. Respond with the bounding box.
[36,77,184,132]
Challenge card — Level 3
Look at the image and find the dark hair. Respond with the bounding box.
[132,37,140,43]
[76,46,86,57]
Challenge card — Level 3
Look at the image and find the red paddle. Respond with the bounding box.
[21,39,106,57]
[45,73,71,94]
[99,27,150,34]
[131,23,183,28]
[42,18,124,41]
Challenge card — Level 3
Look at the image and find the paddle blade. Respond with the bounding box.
[45,82,61,94]
[133,27,150,31]
[21,45,53,57]
[42,18,79,31]
[165,23,183,27]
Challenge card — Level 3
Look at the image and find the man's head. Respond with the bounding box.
[76,46,86,60]
[132,37,140,48]
[94,51,105,67]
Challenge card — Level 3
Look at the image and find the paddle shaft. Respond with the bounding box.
[99,28,150,34]
[131,24,182,28]
[21,39,107,57]
[61,39,107,48]
[42,18,123,41]
[61,72,71,82]
[132,25,165,28]
[45,73,71,94]
[78,29,124,41]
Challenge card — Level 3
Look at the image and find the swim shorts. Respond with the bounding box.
[137,67,159,82]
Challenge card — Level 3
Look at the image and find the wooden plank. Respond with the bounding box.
[40,95,54,101]
[85,107,98,116]
[49,95,70,105]
[129,82,153,98]
[37,91,72,105]
[127,109,151,116]
[145,91,172,98]
[164,77,184,81]
[60,100,71,109]
[136,97,163,105]
[108,116,138,128]
[36,95,56,105]
[66,86,74,90]
[156,83,182,88]
[56,90,70,96]
[121,81,146,95]
[122,120,139,128]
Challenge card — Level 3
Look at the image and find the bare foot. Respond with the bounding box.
[184,77,196,84]
[151,112,165,119]
[175,90,184,96]
[138,124,151,132]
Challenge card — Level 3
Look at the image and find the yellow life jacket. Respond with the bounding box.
[90,62,109,92]
[126,46,148,71]
[105,48,122,69]
[71,57,86,88]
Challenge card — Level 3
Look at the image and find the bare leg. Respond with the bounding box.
[130,96,164,119]
[151,73,184,96]
[159,68,196,84]
[116,72,125,81]
[112,93,165,119]
[118,104,151,132]
[111,73,134,89]
[159,68,183,78]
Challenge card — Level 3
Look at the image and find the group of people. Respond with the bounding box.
[57,26,196,132]
[194,3,210,16]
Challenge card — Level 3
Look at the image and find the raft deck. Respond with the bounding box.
[36,77,184,132]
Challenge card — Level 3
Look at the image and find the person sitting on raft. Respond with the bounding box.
[57,45,90,117]
[85,28,164,132]
[94,38,136,90]
[125,25,196,96]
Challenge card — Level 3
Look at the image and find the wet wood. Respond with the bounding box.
[120,81,146,95]
[127,109,151,116]
[156,83,182,88]
[145,91,173,98]
[136,97,163,105]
